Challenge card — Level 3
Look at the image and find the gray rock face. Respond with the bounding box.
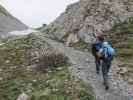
[0,5,28,38]
[42,0,133,43]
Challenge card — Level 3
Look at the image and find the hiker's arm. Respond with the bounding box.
[91,44,96,56]
[99,48,103,53]
[97,48,103,58]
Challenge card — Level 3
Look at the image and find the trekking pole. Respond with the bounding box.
[91,26,97,38]
[92,32,96,38]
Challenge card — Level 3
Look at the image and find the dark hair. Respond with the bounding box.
[96,33,104,42]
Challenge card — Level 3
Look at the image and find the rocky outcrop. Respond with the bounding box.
[42,0,133,44]
[0,5,28,38]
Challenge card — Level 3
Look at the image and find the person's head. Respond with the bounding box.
[96,33,104,42]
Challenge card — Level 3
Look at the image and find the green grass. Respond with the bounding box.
[0,35,95,100]
[73,39,90,52]
[0,66,95,100]
[62,33,71,40]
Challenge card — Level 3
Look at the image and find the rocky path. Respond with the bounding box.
[36,33,133,100]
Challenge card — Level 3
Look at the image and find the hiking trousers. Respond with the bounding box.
[95,57,101,73]
[102,57,113,86]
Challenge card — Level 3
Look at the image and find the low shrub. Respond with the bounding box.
[36,53,68,71]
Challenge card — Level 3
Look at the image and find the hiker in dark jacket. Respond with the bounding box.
[91,33,104,74]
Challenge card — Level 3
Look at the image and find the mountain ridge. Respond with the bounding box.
[0,4,28,38]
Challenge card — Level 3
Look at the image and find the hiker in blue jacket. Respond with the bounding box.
[98,42,115,90]
[92,34,115,90]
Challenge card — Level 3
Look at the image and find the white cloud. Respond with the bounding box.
[0,0,79,28]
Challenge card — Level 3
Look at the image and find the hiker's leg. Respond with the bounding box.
[95,58,100,74]
[107,60,111,73]
[107,58,113,73]
[102,60,109,90]
[102,60,108,81]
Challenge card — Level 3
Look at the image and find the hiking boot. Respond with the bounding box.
[96,71,100,74]
[103,82,109,90]
[105,85,109,90]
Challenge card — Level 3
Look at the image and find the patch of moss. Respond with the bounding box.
[73,39,90,52]
[62,33,71,41]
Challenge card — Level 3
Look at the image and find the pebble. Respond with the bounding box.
[119,68,128,74]
[52,88,58,92]
[26,89,32,93]
[17,93,29,100]
[84,49,88,52]
[0,69,3,72]
[48,70,52,73]
[32,80,37,82]
[0,43,5,46]
[112,82,118,86]
[0,77,3,81]
[5,60,10,64]
[128,78,133,84]
[56,67,63,70]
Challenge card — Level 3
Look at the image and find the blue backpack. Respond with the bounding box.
[102,42,116,58]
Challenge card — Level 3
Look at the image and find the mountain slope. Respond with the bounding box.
[42,0,133,45]
[0,5,28,38]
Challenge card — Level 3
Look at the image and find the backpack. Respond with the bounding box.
[102,42,116,58]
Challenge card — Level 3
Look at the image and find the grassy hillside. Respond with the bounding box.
[105,21,133,84]
[0,35,95,100]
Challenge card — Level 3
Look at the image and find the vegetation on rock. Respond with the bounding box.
[72,39,91,52]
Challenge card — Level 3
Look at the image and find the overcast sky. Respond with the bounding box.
[0,0,79,28]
